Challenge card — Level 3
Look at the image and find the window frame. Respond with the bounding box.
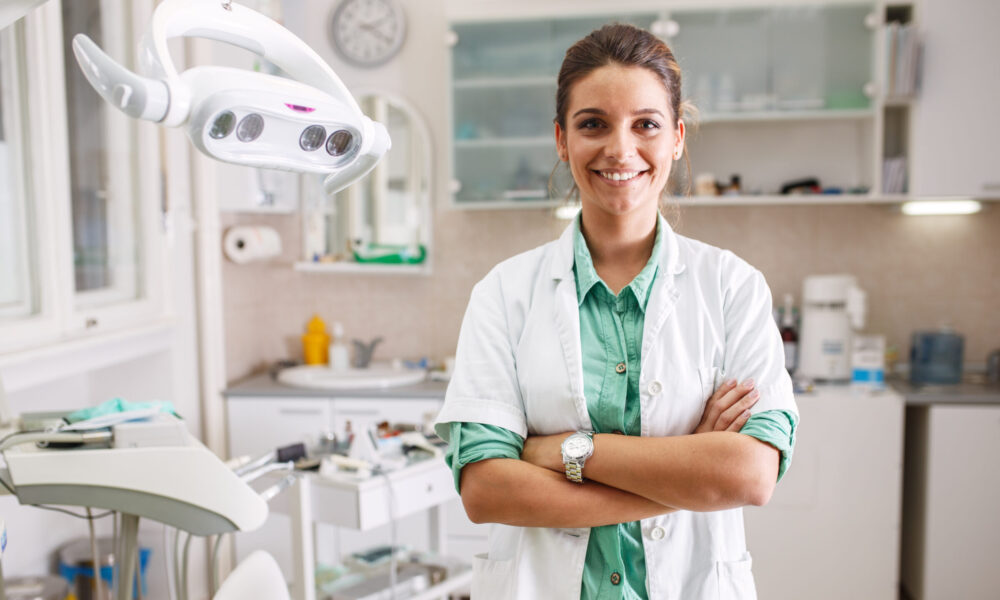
[0,0,168,355]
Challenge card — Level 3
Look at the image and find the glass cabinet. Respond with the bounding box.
[449,3,877,207]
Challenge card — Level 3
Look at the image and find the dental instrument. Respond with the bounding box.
[71,0,390,194]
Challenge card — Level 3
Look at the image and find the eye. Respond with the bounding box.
[636,119,660,130]
[576,118,604,130]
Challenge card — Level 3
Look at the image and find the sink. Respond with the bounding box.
[277,363,426,390]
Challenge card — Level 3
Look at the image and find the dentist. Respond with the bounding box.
[435,24,798,600]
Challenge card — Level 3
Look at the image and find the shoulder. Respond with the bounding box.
[673,233,761,290]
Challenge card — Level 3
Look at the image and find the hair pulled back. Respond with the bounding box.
[553,23,693,199]
[556,23,685,130]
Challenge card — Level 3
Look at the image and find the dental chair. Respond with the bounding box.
[212,550,290,600]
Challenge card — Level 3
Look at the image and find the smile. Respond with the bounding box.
[596,170,643,182]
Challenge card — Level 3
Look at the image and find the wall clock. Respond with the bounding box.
[329,0,407,68]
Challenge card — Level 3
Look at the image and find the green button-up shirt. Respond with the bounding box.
[445,214,797,599]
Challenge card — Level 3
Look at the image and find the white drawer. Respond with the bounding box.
[331,397,443,436]
[226,396,332,458]
[272,459,457,531]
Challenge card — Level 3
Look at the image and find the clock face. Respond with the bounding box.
[329,0,406,67]
[564,435,592,460]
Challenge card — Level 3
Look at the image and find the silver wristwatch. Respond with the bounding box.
[561,431,594,483]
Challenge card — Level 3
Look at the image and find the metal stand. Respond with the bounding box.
[116,514,141,600]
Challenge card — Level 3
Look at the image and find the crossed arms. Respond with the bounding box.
[459,379,780,528]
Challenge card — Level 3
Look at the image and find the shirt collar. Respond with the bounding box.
[571,213,667,309]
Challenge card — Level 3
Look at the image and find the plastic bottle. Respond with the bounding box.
[329,322,350,371]
[301,314,330,365]
[780,293,799,374]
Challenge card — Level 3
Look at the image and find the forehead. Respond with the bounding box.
[567,64,671,115]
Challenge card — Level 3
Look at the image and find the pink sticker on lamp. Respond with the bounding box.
[285,103,316,113]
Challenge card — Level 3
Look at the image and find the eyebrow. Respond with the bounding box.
[571,108,666,119]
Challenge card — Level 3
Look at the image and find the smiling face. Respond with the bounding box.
[555,64,685,220]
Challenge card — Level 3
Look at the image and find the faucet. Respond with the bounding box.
[351,337,383,369]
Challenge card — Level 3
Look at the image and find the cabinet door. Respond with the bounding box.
[910,0,1000,198]
[916,405,1000,599]
[226,397,332,458]
[743,389,904,600]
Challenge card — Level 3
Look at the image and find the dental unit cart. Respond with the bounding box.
[225,376,475,600]
[0,411,270,600]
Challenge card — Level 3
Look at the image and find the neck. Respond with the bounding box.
[579,205,658,269]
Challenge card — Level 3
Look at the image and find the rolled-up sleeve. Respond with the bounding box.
[444,422,524,493]
[740,409,798,481]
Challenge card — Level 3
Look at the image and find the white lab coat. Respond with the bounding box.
[435,219,798,600]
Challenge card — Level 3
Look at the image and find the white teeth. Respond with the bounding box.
[599,171,640,181]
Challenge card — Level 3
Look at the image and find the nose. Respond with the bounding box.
[605,126,636,162]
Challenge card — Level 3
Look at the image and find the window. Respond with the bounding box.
[62,0,144,309]
[0,26,38,322]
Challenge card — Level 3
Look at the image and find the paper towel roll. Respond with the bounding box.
[223,226,282,264]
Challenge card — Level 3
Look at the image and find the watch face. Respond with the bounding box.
[564,435,592,460]
[329,0,406,67]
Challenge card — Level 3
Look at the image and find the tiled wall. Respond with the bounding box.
[221,203,1000,382]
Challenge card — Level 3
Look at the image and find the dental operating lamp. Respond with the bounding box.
[71,0,391,195]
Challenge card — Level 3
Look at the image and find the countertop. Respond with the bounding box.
[889,376,1000,405]
[223,372,449,399]
[224,371,1000,405]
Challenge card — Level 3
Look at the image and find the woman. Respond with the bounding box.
[434,24,798,600]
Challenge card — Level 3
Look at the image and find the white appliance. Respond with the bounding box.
[797,274,867,381]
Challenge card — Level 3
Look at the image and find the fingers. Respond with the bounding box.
[717,384,760,431]
[708,378,738,403]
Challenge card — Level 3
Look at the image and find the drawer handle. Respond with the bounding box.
[278,408,323,416]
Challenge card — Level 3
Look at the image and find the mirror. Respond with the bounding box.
[303,93,431,269]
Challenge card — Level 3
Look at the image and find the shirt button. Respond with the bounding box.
[647,380,663,395]
[615,362,626,374]
[610,572,621,585]
[650,526,665,541]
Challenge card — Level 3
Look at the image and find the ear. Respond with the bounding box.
[673,119,686,160]
[554,122,568,162]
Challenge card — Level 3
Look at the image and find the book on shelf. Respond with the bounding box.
[885,22,922,98]
[882,156,907,195]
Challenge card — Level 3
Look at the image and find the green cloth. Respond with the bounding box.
[66,398,178,424]
[444,214,797,599]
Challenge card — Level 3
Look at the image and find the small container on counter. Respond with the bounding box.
[909,330,964,385]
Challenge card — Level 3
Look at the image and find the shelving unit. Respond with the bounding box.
[267,462,472,600]
[447,2,922,209]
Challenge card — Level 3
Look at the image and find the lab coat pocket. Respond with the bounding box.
[716,552,757,600]
[471,553,515,600]
[698,366,723,401]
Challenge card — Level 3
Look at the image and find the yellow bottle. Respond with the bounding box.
[301,314,330,365]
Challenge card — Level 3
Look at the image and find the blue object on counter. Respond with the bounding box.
[910,331,964,385]
[66,398,178,424]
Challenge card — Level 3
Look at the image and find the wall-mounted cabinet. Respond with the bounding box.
[909,0,1000,199]
[447,2,919,208]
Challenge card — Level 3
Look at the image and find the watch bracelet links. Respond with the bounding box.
[566,460,584,483]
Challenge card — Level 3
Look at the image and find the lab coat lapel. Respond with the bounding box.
[550,223,591,430]
[641,218,686,371]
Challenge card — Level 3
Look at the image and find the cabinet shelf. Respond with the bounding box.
[453,75,556,89]
[696,107,876,124]
[454,136,553,148]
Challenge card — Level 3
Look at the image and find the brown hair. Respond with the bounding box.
[551,23,694,201]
